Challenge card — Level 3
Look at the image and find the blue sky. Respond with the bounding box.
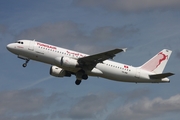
[1,0,180,120]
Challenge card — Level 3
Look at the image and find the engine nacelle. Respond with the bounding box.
[50,66,71,77]
[54,57,78,68]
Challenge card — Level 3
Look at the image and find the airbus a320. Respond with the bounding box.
[7,40,174,85]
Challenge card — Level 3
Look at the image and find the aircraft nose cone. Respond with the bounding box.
[6,43,14,52]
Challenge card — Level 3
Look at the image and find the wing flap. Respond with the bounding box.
[149,72,174,79]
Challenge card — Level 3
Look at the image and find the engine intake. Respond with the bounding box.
[50,66,71,77]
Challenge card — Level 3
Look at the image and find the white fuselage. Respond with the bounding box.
[7,40,170,83]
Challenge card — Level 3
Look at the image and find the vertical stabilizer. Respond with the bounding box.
[140,49,172,73]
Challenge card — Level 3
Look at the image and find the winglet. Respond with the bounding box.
[122,48,127,52]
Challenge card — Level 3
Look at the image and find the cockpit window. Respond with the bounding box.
[17,41,23,44]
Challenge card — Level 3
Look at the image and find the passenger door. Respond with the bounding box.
[28,40,35,51]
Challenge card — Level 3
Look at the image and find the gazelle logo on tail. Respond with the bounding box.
[140,49,172,73]
[156,52,168,68]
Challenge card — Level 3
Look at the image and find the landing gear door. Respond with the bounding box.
[28,40,35,51]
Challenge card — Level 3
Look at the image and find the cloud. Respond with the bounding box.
[125,88,150,102]
[53,92,117,119]
[16,21,138,53]
[0,24,8,34]
[15,21,88,47]
[175,50,180,60]
[0,114,49,120]
[106,94,180,120]
[21,76,53,89]
[0,24,13,42]
[0,89,44,114]
[73,0,180,13]
[91,25,139,41]
[0,89,62,120]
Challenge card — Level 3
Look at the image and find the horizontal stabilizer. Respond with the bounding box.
[149,72,174,79]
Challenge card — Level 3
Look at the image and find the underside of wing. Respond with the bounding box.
[78,48,126,70]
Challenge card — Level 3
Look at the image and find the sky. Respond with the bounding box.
[1,0,180,120]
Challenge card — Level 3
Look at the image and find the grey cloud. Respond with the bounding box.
[73,0,180,13]
[16,21,138,54]
[0,24,14,43]
[92,25,139,41]
[0,24,8,34]
[125,88,150,102]
[17,114,49,120]
[106,94,180,120]
[175,50,180,59]
[15,21,88,47]
[53,92,117,119]
[45,92,62,104]
[0,89,62,120]
[0,89,44,114]
[0,114,49,120]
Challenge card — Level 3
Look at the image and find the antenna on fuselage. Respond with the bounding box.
[33,39,36,41]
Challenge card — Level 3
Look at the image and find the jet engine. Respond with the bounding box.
[50,66,71,77]
[54,57,79,68]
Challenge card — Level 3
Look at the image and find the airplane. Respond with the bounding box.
[6,40,174,85]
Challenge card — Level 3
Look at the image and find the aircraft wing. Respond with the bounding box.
[78,48,126,70]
